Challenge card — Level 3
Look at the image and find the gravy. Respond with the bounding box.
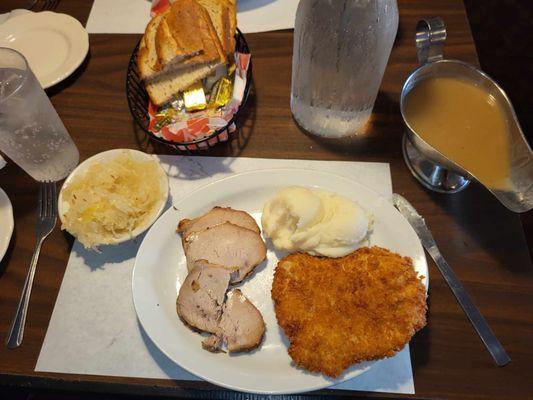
[404,76,510,189]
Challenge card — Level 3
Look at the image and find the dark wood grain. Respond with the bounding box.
[462,0,533,264]
[0,1,532,399]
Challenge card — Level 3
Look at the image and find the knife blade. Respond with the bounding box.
[392,193,510,367]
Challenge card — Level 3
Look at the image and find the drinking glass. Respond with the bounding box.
[291,0,399,138]
[0,47,79,181]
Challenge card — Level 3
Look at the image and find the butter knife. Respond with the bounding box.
[392,194,510,367]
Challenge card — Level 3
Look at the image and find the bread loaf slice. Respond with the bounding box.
[154,13,203,70]
[137,13,165,80]
[195,0,232,55]
[145,61,222,106]
[138,0,230,105]
[137,10,204,81]
[156,0,226,70]
[225,0,236,54]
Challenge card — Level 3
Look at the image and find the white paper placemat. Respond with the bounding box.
[36,156,415,395]
[233,0,299,34]
[85,0,298,34]
[85,0,151,34]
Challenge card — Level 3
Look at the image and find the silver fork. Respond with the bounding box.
[27,0,60,11]
[6,181,57,349]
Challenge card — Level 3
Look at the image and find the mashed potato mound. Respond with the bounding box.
[61,153,164,248]
[261,186,371,257]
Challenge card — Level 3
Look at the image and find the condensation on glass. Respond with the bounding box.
[291,0,398,138]
[0,47,79,181]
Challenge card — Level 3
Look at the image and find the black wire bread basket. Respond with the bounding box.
[126,29,252,153]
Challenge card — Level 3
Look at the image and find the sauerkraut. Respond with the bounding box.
[61,153,165,248]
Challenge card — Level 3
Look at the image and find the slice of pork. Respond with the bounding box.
[178,207,260,237]
[183,222,266,283]
[201,333,223,353]
[202,289,265,353]
[176,261,231,333]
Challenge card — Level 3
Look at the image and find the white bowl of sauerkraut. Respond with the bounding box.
[59,149,169,249]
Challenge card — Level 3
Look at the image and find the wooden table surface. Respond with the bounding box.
[0,1,532,399]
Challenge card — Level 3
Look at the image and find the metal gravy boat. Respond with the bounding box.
[400,18,533,213]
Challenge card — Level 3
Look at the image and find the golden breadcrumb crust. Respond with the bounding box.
[271,246,427,378]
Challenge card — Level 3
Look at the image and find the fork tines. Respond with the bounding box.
[38,181,57,221]
[43,0,60,10]
[28,0,60,11]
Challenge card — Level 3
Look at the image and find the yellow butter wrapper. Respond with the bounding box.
[208,77,232,108]
[183,82,207,112]
[227,63,236,76]
[153,108,175,130]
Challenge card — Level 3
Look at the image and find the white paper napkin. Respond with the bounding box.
[36,156,415,395]
[86,0,298,34]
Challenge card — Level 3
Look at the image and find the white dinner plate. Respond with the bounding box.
[133,169,428,394]
[0,188,14,263]
[0,11,89,88]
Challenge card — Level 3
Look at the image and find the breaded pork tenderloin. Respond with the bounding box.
[272,247,427,378]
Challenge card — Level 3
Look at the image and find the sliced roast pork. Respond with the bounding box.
[201,332,222,352]
[183,222,267,283]
[202,289,265,353]
[176,260,232,333]
[178,207,260,237]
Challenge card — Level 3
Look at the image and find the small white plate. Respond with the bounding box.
[0,11,89,88]
[0,8,32,25]
[133,169,428,394]
[59,149,169,246]
[0,188,14,262]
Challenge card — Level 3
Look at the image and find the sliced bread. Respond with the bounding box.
[156,0,226,70]
[195,0,232,55]
[225,0,236,54]
[138,0,231,105]
[145,61,222,106]
[137,13,165,80]
[137,10,204,81]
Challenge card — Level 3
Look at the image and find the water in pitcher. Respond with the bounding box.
[291,0,398,138]
[0,50,79,181]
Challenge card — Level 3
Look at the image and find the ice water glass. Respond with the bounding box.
[291,0,399,138]
[0,47,79,181]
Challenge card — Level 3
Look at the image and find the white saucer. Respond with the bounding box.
[0,11,89,88]
[0,188,14,262]
[0,8,32,25]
